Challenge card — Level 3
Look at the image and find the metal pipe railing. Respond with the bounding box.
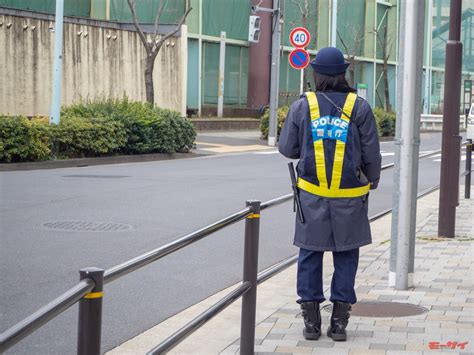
[0,279,95,353]
[147,282,252,355]
[104,207,252,283]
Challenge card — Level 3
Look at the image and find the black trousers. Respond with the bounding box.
[297,248,359,304]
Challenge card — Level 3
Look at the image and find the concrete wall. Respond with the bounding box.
[0,10,187,117]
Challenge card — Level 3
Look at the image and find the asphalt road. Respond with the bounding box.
[0,132,466,354]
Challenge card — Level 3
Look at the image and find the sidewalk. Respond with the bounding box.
[108,187,473,355]
[195,131,275,154]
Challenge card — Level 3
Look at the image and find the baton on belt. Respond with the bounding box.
[288,162,305,223]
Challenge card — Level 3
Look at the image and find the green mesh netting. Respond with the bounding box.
[0,0,91,17]
[202,0,250,41]
[201,42,248,105]
[110,0,185,24]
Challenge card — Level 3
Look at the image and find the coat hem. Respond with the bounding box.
[294,239,372,252]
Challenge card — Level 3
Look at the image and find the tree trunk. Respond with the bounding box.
[383,60,392,112]
[144,51,157,105]
[348,57,355,87]
[381,26,392,112]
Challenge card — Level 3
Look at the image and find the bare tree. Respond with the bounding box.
[127,0,192,104]
[289,0,317,90]
[372,25,393,112]
[337,29,364,88]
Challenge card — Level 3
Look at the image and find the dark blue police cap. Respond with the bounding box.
[310,47,350,75]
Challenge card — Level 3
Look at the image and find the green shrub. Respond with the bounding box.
[373,108,396,137]
[260,106,289,140]
[62,97,196,154]
[0,116,51,163]
[0,98,196,163]
[50,116,127,158]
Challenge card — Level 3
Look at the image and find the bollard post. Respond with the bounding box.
[466,139,472,199]
[240,201,261,355]
[77,267,104,355]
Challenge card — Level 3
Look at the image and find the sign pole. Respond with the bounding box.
[391,0,425,290]
[299,69,304,95]
[217,31,226,118]
[268,0,281,147]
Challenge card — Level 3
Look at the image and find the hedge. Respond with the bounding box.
[61,98,196,154]
[373,108,396,137]
[0,116,51,163]
[51,116,127,158]
[260,105,396,140]
[0,98,196,163]
[260,106,289,140]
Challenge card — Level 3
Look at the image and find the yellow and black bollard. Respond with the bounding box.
[77,267,104,355]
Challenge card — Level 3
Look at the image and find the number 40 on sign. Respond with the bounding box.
[290,27,311,48]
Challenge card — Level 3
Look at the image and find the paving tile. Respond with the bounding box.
[297,340,335,348]
[370,343,406,350]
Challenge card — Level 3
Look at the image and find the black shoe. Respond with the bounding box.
[327,301,351,341]
[300,301,321,340]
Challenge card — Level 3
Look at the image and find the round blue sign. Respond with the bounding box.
[289,49,310,69]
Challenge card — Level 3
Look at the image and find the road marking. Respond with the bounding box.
[253,150,279,155]
[194,142,222,147]
[197,144,274,153]
[381,152,395,156]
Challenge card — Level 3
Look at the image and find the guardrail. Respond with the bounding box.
[420,114,466,131]
[0,145,471,355]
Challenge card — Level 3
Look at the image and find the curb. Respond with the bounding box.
[0,152,205,172]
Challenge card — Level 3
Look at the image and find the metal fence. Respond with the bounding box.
[0,144,472,354]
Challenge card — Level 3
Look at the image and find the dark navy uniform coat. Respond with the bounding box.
[278,92,381,252]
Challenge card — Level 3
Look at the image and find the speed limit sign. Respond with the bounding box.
[289,27,311,48]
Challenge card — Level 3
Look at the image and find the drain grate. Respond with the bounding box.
[62,175,129,178]
[42,221,133,232]
[322,301,428,318]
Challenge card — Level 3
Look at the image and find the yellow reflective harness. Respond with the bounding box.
[297,92,370,198]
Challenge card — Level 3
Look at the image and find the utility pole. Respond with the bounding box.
[268,0,282,147]
[50,0,64,125]
[389,0,425,290]
[217,31,226,118]
[438,0,463,238]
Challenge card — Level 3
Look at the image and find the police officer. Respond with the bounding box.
[278,47,381,342]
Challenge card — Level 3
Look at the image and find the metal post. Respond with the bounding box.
[268,0,281,147]
[105,0,111,20]
[438,0,463,238]
[393,0,425,291]
[331,0,338,47]
[77,268,104,355]
[50,0,64,125]
[217,31,226,118]
[299,69,304,95]
[466,139,472,199]
[240,201,261,355]
[197,0,203,117]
